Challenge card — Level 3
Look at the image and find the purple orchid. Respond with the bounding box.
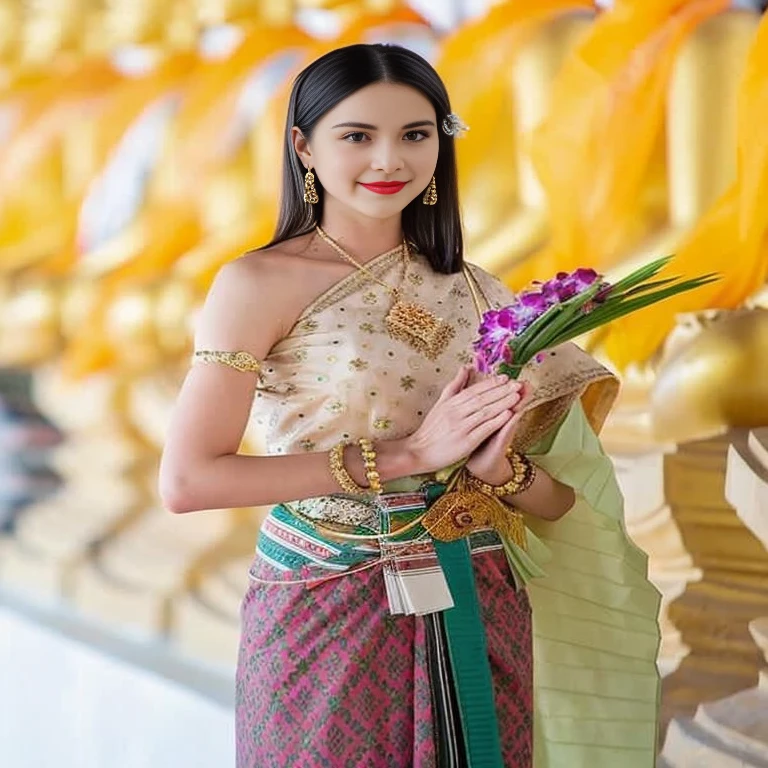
[469,256,716,382]
[537,268,600,303]
[474,307,518,372]
[473,267,605,374]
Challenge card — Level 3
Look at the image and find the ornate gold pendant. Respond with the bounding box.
[384,298,455,360]
[422,477,528,550]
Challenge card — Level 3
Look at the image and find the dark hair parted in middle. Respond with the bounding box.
[266,43,463,274]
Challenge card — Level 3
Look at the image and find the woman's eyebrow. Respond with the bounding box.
[331,120,437,130]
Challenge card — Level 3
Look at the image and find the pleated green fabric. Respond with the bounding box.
[524,402,662,767]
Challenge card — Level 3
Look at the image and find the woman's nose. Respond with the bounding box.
[371,142,404,175]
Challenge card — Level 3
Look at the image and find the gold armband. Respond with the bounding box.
[192,350,262,373]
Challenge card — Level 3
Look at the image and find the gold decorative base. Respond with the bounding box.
[660,436,768,731]
[0,535,83,599]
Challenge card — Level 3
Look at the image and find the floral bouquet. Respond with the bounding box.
[473,255,717,377]
[426,255,718,582]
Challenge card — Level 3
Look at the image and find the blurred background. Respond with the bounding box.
[1,0,768,765]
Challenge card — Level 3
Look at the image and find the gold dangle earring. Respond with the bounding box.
[422,175,437,206]
[304,166,319,205]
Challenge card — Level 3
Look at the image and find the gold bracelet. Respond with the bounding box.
[358,437,383,494]
[465,452,536,498]
[329,442,367,495]
[507,452,537,495]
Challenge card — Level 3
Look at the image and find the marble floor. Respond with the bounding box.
[0,592,235,768]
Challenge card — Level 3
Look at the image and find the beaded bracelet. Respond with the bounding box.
[328,441,367,495]
[466,451,537,498]
[358,438,383,494]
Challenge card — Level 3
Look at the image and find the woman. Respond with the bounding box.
[159,44,661,768]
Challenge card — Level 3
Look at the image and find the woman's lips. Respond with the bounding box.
[360,181,407,195]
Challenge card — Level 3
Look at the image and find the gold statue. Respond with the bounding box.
[0,0,201,366]
[0,0,109,274]
[504,0,733,291]
[0,0,202,614]
[603,9,767,443]
[436,0,596,275]
[600,6,762,368]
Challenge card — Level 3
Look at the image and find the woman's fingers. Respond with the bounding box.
[490,411,522,449]
[437,366,470,403]
[451,374,507,404]
[466,408,515,446]
[462,390,522,431]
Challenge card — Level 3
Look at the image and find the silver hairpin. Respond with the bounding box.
[442,113,469,138]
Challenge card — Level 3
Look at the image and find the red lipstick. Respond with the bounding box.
[360,181,407,195]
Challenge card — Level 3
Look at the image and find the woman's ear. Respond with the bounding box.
[291,126,312,169]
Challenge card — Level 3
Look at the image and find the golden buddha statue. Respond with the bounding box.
[0,0,105,274]
[0,0,125,366]
[435,0,597,276]
[0,0,203,607]
[600,6,760,284]
[0,0,201,367]
[503,0,735,292]
[583,5,762,409]
[601,7,768,445]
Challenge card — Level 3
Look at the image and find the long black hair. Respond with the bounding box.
[265,43,464,274]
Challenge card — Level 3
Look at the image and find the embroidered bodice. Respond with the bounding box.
[248,251,510,456]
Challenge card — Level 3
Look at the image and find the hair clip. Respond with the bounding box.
[442,113,469,138]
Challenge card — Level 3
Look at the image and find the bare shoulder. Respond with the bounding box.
[235,233,316,288]
[195,233,333,352]
[194,242,303,354]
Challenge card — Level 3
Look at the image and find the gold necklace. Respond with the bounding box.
[315,225,455,360]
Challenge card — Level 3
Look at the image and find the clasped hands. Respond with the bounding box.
[463,368,526,487]
[404,366,528,482]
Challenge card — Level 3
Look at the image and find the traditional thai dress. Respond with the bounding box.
[230,246,661,767]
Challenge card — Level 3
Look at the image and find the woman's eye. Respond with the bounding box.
[404,130,429,142]
[343,132,368,143]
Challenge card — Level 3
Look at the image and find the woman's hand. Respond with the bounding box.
[402,367,524,475]
[464,410,522,486]
[464,370,528,484]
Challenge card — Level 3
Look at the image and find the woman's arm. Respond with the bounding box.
[159,255,524,514]
[463,408,576,522]
[500,469,575,522]
[159,255,413,513]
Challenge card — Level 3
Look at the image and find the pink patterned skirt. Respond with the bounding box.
[235,546,533,767]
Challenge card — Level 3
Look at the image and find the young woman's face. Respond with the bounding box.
[294,82,440,220]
